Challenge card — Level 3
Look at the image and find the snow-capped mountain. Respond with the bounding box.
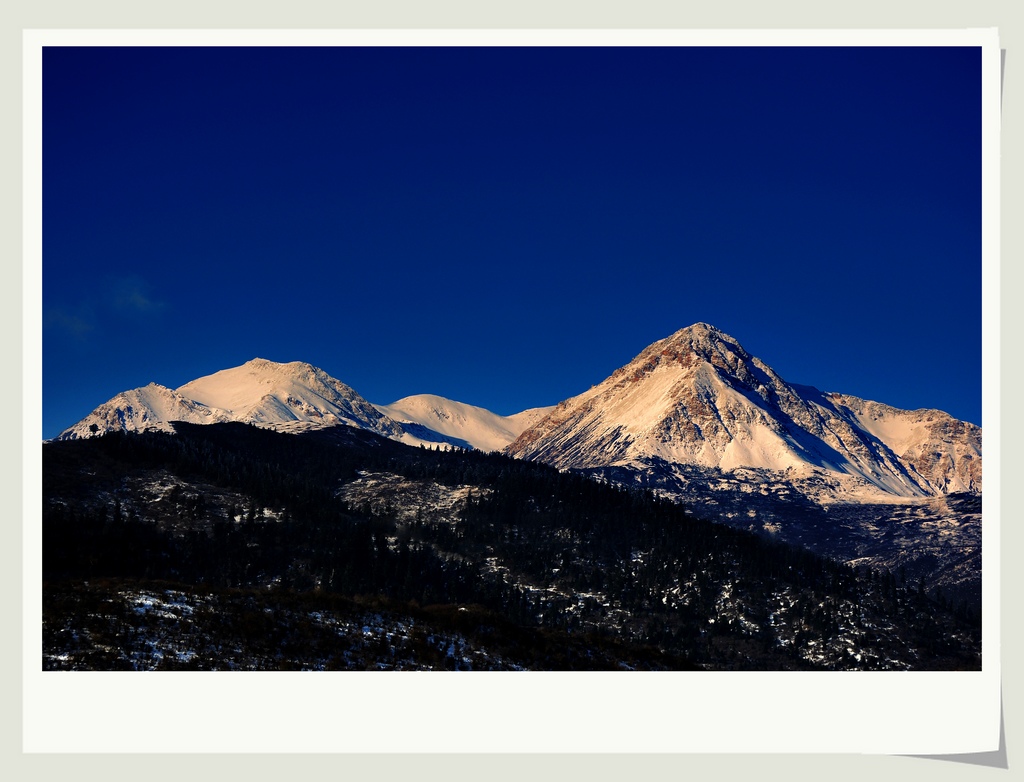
[56,359,547,452]
[175,358,405,438]
[505,323,981,500]
[374,394,554,452]
[59,358,406,442]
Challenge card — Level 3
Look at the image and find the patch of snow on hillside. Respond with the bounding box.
[375,394,554,452]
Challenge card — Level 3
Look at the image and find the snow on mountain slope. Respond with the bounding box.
[56,383,231,439]
[57,359,405,441]
[374,394,555,452]
[505,323,980,499]
[818,392,982,494]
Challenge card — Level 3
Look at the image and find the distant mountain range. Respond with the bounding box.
[58,322,981,505]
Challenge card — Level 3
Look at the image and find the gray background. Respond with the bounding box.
[5,1,1018,778]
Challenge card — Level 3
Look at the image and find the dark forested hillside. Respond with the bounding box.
[42,423,980,671]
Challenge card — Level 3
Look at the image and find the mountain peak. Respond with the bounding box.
[506,324,981,499]
[58,359,405,441]
[610,323,757,389]
[661,322,742,355]
[680,321,721,335]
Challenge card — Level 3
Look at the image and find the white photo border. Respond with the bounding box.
[22,27,1002,755]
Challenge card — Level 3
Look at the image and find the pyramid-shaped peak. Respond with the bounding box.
[600,323,769,393]
[650,323,750,362]
[669,322,733,343]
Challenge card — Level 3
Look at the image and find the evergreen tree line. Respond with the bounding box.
[42,424,981,670]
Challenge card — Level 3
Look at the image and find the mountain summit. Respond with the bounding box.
[505,324,981,499]
[175,358,404,437]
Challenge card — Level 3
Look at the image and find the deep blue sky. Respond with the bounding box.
[41,45,982,439]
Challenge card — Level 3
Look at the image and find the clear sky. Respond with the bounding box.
[41,45,982,439]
